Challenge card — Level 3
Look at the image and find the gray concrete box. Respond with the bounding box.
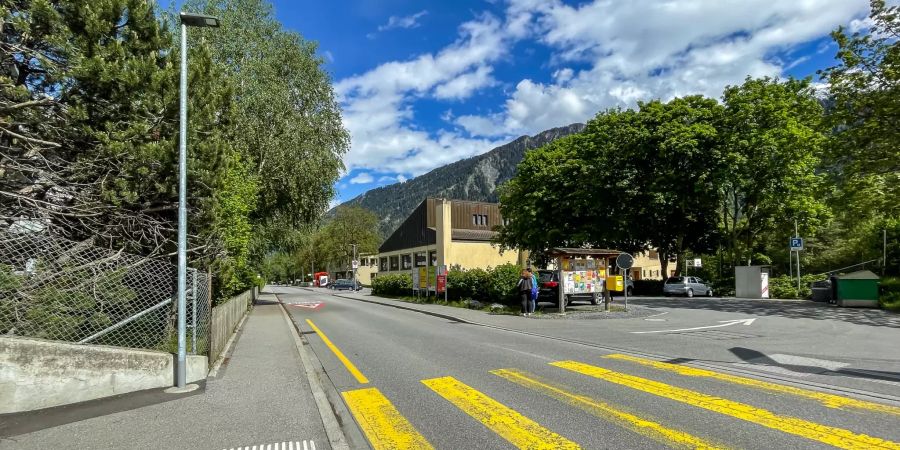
[735,266,771,299]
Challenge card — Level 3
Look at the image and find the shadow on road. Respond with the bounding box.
[628,297,900,329]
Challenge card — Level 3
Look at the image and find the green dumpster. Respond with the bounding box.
[834,270,880,308]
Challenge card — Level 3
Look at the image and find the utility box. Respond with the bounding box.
[834,270,880,308]
[606,275,624,292]
[735,266,770,299]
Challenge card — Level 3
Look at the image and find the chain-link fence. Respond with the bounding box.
[0,230,209,354]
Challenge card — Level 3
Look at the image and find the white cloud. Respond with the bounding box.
[397,175,408,183]
[349,172,375,184]
[378,10,429,32]
[447,0,870,137]
[336,13,513,175]
[337,0,872,181]
[434,66,497,100]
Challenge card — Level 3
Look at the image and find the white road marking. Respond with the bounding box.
[756,354,850,371]
[644,318,667,322]
[644,310,670,319]
[631,318,756,334]
[221,441,315,450]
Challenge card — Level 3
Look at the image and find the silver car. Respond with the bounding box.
[663,276,713,297]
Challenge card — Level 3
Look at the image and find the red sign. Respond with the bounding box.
[436,275,446,293]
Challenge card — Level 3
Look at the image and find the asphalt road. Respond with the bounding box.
[276,286,900,450]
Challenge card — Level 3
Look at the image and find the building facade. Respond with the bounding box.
[374,198,527,277]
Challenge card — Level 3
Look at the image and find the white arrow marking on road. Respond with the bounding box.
[631,318,756,334]
[287,302,323,309]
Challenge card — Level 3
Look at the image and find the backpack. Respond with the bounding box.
[530,274,539,300]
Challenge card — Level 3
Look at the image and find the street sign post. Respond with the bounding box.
[352,260,359,269]
[790,238,803,251]
[616,253,634,311]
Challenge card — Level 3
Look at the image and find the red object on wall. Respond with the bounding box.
[436,274,447,293]
[313,272,329,287]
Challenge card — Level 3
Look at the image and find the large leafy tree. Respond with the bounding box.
[183,0,348,229]
[821,0,899,218]
[719,77,828,267]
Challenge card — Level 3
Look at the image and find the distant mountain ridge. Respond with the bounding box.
[337,123,586,238]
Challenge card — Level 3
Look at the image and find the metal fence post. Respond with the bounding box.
[191,268,197,354]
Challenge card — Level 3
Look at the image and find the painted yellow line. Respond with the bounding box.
[305,319,368,384]
[342,387,434,450]
[552,360,900,450]
[422,376,580,449]
[492,368,726,450]
[603,354,900,417]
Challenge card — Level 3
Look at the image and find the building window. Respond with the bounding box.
[472,214,478,225]
[429,250,437,266]
[380,257,388,271]
[390,256,399,271]
[473,214,488,226]
[415,252,426,267]
[401,254,412,270]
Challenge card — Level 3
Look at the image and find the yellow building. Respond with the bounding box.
[374,198,527,278]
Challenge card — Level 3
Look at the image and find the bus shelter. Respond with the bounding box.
[547,248,622,313]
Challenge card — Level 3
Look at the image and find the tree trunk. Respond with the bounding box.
[660,251,670,279]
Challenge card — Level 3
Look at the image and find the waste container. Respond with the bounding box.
[810,279,832,302]
[834,270,880,308]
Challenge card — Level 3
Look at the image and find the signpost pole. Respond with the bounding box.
[557,257,565,315]
[795,221,801,293]
[622,267,628,312]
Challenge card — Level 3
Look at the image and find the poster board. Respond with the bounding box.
[561,258,603,295]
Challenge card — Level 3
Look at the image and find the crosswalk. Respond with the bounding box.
[341,354,900,450]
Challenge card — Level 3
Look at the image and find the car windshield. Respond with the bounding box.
[666,277,686,284]
[538,271,554,282]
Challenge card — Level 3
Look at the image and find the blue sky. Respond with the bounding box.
[245,0,875,207]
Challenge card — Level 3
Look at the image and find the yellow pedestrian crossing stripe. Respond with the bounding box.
[552,360,900,450]
[342,387,434,450]
[492,368,726,450]
[421,376,581,449]
[603,353,900,417]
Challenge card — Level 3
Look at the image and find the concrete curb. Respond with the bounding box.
[335,293,900,407]
[277,299,354,450]
[207,305,251,378]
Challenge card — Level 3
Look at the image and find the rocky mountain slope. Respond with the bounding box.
[336,123,586,238]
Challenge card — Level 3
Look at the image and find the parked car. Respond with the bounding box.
[330,279,362,291]
[663,276,713,297]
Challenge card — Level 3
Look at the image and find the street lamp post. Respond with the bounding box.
[175,12,220,390]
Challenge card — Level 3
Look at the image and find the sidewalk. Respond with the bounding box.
[3,297,330,450]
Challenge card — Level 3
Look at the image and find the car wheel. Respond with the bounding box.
[590,295,599,305]
[626,287,633,297]
[686,288,694,298]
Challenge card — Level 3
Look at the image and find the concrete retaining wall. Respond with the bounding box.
[209,287,255,365]
[0,337,207,414]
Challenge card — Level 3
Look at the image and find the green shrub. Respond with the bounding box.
[372,273,412,296]
[483,263,522,306]
[768,274,822,299]
[880,277,900,311]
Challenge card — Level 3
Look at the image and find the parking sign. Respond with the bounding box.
[790,237,803,251]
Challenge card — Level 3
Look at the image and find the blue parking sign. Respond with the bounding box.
[790,237,803,251]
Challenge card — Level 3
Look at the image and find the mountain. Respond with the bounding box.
[337,123,586,238]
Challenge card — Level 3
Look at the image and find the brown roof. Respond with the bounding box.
[451,229,497,241]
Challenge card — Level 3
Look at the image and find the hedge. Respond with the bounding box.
[372,263,524,307]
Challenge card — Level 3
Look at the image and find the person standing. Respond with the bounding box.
[517,269,534,316]
[527,268,538,314]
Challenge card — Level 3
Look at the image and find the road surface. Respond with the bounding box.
[278,286,900,450]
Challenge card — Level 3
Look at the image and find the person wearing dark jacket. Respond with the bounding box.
[517,269,534,316]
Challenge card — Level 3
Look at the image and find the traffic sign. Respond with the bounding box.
[688,258,702,267]
[790,237,803,251]
[352,260,359,269]
[616,253,634,270]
